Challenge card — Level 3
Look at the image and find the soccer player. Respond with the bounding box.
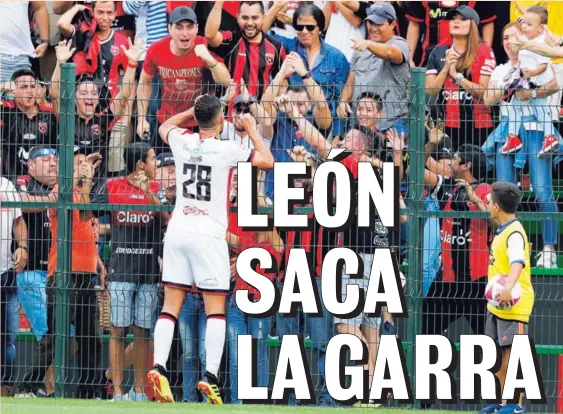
[479,182,534,414]
[146,95,274,404]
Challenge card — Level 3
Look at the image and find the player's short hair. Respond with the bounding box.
[491,181,522,214]
[457,144,487,182]
[124,142,152,175]
[11,68,36,82]
[526,5,548,25]
[194,95,223,129]
[357,92,383,112]
[239,1,264,14]
[287,85,307,95]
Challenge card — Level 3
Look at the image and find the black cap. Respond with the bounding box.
[157,152,175,167]
[169,6,198,25]
[435,136,454,161]
[446,5,480,25]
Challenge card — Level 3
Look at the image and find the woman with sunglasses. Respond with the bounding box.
[482,21,561,270]
[264,2,349,139]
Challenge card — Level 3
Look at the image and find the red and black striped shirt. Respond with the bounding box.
[209,31,286,100]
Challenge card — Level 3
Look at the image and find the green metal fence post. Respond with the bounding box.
[406,67,426,407]
[54,63,76,398]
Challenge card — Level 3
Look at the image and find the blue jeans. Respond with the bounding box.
[5,289,19,383]
[0,53,31,83]
[227,294,270,404]
[276,278,335,406]
[178,292,207,402]
[17,271,48,340]
[496,129,559,246]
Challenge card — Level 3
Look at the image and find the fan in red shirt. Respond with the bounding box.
[136,6,231,154]
[425,6,496,150]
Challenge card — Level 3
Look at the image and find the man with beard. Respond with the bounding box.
[1,69,58,180]
[205,1,286,100]
[136,6,231,153]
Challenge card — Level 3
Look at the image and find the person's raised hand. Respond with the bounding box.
[337,101,352,119]
[425,116,445,146]
[239,113,258,135]
[195,44,217,66]
[286,52,308,77]
[55,39,76,63]
[121,36,146,64]
[351,39,370,52]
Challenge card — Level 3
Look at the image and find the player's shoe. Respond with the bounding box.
[500,135,523,154]
[197,372,223,405]
[381,321,398,336]
[146,365,174,403]
[497,404,525,414]
[477,403,502,413]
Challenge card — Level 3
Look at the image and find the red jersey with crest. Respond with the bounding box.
[143,36,216,127]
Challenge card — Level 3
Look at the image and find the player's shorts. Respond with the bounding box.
[162,230,230,294]
[109,281,159,330]
[485,311,528,347]
[334,253,381,330]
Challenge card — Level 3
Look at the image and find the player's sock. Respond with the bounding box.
[153,312,177,369]
[205,314,226,378]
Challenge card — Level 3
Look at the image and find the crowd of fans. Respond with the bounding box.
[0,0,562,407]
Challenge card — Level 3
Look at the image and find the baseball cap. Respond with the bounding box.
[169,6,198,25]
[446,5,480,26]
[365,2,397,24]
[156,152,175,168]
[29,146,58,160]
[435,136,454,161]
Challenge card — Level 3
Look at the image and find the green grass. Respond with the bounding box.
[0,398,473,414]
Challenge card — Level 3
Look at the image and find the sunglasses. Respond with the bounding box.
[234,102,251,114]
[294,24,317,32]
[30,148,58,160]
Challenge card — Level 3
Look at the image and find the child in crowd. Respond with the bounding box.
[501,6,559,158]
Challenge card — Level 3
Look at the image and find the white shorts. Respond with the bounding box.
[162,231,230,294]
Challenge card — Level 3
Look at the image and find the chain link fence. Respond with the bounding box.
[0,64,562,411]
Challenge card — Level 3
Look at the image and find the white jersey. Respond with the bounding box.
[167,128,253,239]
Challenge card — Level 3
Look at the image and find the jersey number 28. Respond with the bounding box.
[182,163,212,202]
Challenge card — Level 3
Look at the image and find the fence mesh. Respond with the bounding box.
[0,64,562,411]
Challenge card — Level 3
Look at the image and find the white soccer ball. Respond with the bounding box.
[485,275,522,310]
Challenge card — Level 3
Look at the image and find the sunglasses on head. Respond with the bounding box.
[294,24,317,32]
[30,148,58,160]
[234,102,251,114]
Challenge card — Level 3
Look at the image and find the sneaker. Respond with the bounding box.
[13,392,37,398]
[538,134,560,158]
[500,135,523,154]
[197,372,223,405]
[112,393,130,402]
[497,403,525,413]
[146,365,174,403]
[353,400,382,408]
[536,249,557,269]
[381,321,398,336]
[128,389,148,401]
[477,403,502,413]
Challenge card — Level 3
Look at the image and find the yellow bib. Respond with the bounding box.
[510,1,563,64]
[487,220,534,323]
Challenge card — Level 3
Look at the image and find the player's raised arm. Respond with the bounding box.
[158,108,196,145]
[238,113,274,171]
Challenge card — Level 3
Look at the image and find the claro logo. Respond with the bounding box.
[116,211,153,224]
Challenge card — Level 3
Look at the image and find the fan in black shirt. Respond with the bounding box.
[1,69,58,180]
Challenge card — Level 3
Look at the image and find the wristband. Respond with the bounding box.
[301,72,312,80]
[18,246,28,252]
[209,62,218,69]
[40,39,49,45]
[128,62,138,69]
